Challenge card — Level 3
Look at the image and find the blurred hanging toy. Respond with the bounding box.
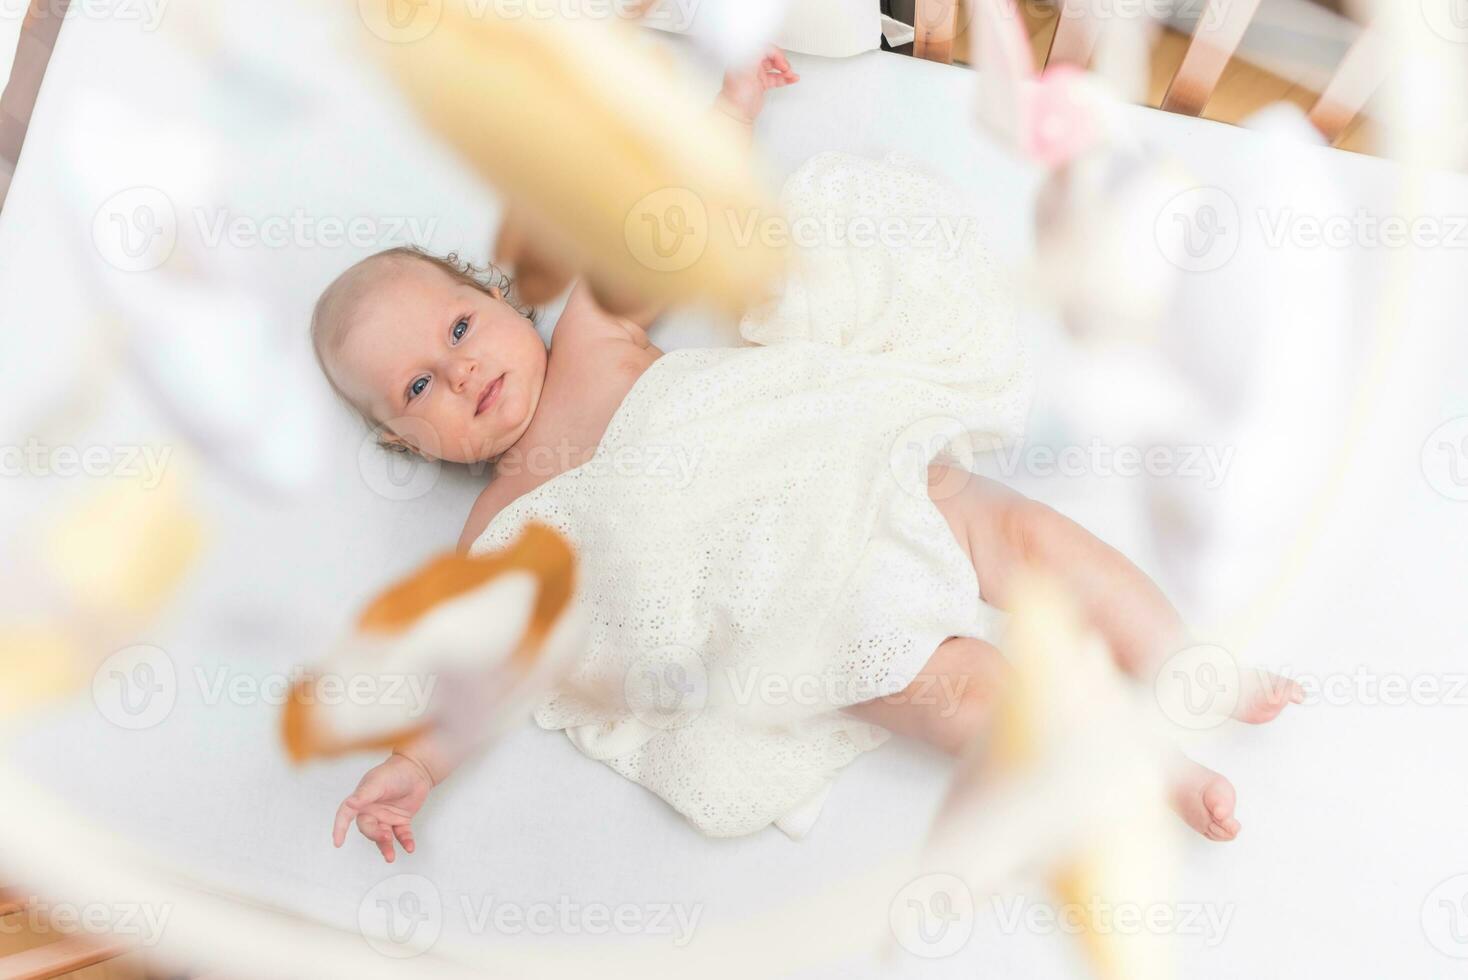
[283,522,585,763]
[970,0,1191,342]
[60,89,327,498]
[969,0,1355,624]
[365,0,786,313]
[918,574,1175,980]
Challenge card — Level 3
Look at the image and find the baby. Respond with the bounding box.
[312,51,1300,859]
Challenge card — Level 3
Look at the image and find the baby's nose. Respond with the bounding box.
[450,357,477,391]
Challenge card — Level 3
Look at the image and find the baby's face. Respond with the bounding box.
[333,258,547,464]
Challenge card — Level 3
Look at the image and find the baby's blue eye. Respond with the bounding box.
[409,376,429,399]
[451,318,469,343]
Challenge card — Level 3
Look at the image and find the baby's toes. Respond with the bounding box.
[1201,779,1240,840]
[1205,818,1241,842]
[1234,671,1304,724]
[1201,774,1235,817]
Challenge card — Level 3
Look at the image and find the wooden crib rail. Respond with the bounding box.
[1047,0,1103,69]
[0,888,138,980]
[913,0,958,63]
[1307,24,1391,144]
[916,0,1388,147]
[0,0,71,211]
[1159,0,1265,116]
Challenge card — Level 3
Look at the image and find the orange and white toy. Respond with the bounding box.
[282,523,585,764]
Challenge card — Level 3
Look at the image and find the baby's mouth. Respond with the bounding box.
[475,374,505,417]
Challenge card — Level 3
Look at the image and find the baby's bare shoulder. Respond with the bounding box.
[551,282,654,354]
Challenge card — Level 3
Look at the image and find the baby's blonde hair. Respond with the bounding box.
[310,245,534,451]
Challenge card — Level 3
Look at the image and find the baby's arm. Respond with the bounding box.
[332,732,467,862]
[584,48,798,324]
[499,49,798,323]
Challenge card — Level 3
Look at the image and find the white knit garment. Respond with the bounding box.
[471,152,1031,837]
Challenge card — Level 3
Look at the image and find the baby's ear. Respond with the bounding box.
[378,430,413,455]
[489,285,503,301]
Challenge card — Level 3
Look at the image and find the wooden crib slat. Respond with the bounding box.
[0,0,73,213]
[913,0,957,64]
[0,936,132,980]
[1045,0,1102,69]
[1160,0,1264,116]
[1308,26,1391,145]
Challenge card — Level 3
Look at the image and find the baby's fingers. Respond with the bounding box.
[393,822,416,855]
[764,48,798,84]
[332,783,386,847]
[333,796,363,848]
[357,814,397,863]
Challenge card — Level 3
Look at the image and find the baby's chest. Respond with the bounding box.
[496,352,659,504]
[551,355,654,459]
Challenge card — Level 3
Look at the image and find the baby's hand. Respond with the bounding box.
[332,753,433,863]
[716,46,799,125]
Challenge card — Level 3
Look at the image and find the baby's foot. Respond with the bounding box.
[1234,669,1305,724]
[1169,757,1240,842]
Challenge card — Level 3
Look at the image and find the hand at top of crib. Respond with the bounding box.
[715,46,799,126]
[332,753,433,863]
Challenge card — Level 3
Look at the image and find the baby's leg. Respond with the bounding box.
[846,634,1012,754]
[847,465,1296,841]
[921,465,1301,716]
[922,464,1184,678]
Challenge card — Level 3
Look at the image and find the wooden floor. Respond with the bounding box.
[951,2,1378,157]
